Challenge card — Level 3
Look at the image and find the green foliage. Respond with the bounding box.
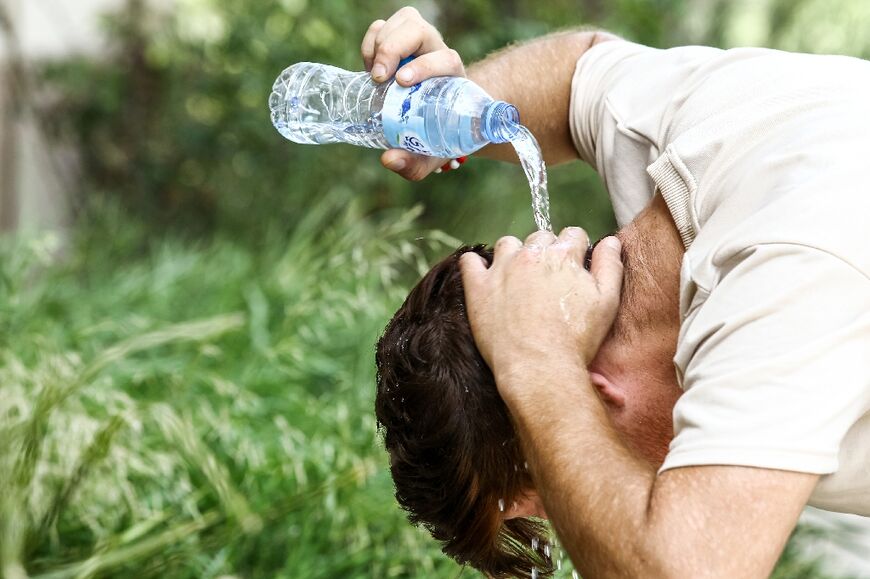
[772,526,845,579]
[0,197,468,578]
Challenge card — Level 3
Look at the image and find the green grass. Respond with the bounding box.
[0,197,842,578]
[0,195,464,578]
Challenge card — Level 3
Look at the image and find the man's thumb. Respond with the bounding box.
[590,236,624,304]
[381,150,443,182]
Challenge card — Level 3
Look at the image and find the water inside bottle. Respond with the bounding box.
[509,126,551,232]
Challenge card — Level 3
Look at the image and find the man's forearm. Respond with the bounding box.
[499,360,815,578]
[498,362,664,576]
[468,30,619,166]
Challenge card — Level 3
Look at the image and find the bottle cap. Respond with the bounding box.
[481,101,521,144]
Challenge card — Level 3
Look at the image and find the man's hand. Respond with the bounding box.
[362,9,620,180]
[361,7,465,181]
[459,227,623,401]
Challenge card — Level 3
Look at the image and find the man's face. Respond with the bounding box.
[589,193,685,467]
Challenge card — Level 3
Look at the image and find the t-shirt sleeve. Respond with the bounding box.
[568,40,723,226]
[661,243,870,475]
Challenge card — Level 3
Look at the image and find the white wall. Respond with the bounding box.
[1,0,124,59]
[0,0,172,233]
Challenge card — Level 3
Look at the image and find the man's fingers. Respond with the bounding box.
[372,11,446,82]
[380,150,444,181]
[368,13,408,81]
[396,48,465,85]
[361,19,386,72]
[523,229,556,249]
[556,226,588,244]
[458,252,488,329]
[555,226,590,264]
[493,236,523,266]
[590,236,624,306]
[459,251,488,284]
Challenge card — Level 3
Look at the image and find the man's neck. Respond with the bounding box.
[613,193,684,341]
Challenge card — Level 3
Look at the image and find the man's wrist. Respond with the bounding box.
[493,352,589,408]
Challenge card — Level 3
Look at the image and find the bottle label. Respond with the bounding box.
[382,82,433,156]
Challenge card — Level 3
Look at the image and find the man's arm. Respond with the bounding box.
[459,229,819,577]
[361,7,617,180]
[465,30,618,166]
[514,361,816,577]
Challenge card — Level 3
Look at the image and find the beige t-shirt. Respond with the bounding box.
[569,40,870,515]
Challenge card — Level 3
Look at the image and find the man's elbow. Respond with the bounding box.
[588,30,622,47]
[564,28,622,54]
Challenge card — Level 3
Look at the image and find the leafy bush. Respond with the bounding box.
[0,197,471,578]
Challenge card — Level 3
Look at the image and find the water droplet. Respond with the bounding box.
[531,537,539,550]
[572,571,580,579]
[498,498,505,512]
[524,461,529,470]
[531,567,538,579]
[557,559,562,570]
[544,543,550,557]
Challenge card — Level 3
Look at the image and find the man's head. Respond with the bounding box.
[375,199,685,577]
[375,246,553,578]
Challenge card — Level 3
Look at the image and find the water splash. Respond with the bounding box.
[510,126,551,232]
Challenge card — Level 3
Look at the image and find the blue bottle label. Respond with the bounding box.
[382,81,433,156]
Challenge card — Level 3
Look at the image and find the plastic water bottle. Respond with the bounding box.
[268,62,521,157]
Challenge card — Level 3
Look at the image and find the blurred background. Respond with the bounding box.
[0,0,868,577]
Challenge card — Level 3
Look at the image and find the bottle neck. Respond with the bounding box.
[481,101,520,144]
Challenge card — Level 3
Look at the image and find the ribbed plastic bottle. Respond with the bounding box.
[268,61,521,157]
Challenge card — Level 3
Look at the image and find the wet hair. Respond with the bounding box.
[375,246,554,578]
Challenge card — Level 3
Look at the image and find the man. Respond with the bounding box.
[369,7,870,578]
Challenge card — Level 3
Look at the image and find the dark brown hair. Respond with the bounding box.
[375,246,554,578]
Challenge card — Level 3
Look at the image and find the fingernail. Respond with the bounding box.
[372,63,386,81]
[604,236,622,250]
[397,67,414,83]
[386,158,406,171]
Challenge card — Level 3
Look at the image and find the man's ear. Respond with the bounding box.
[589,371,626,408]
